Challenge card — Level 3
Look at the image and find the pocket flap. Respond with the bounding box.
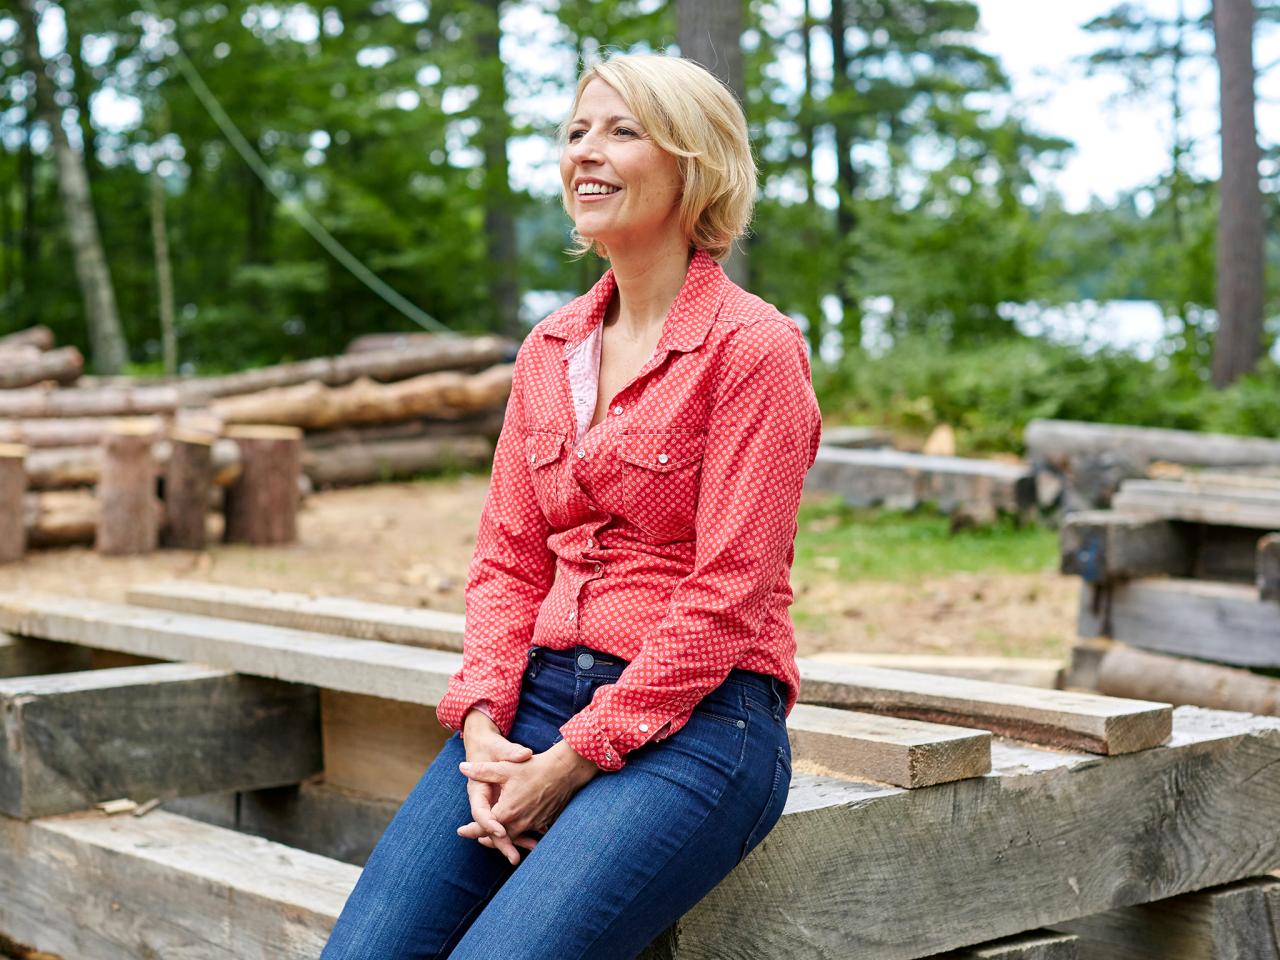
[616,432,706,472]
[525,431,566,468]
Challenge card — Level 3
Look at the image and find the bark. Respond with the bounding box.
[223,426,302,545]
[0,345,83,388]
[0,324,55,350]
[0,415,166,449]
[163,431,213,550]
[830,0,862,353]
[15,0,129,374]
[676,0,749,286]
[304,410,506,450]
[95,423,160,555]
[1098,643,1280,715]
[211,363,513,430]
[151,168,178,376]
[0,445,28,563]
[475,0,521,338]
[23,490,97,548]
[26,436,239,491]
[304,435,492,487]
[1210,0,1265,386]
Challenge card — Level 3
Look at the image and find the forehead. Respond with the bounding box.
[570,79,636,122]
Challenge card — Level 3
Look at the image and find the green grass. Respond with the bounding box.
[793,496,1058,583]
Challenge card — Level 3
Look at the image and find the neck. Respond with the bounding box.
[604,231,693,339]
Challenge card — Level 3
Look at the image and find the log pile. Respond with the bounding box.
[0,331,514,559]
[1,585,1279,958]
[1059,471,1280,717]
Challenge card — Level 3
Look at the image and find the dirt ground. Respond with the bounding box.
[0,476,1078,661]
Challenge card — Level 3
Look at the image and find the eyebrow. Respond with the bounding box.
[567,114,641,128]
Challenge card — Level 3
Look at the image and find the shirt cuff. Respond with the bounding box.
[558,709,681,773]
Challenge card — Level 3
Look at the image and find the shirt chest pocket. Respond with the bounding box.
[614,432,707,542]
[525,431,567,522]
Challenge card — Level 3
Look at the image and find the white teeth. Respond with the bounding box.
[576,183,620,195]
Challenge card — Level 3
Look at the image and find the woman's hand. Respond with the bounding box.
[460,710,536,866]
[456,740,598,865]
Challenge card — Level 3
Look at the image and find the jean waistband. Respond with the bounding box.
[527,644,786,712]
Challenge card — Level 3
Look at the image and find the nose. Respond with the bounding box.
[566,130,604,165]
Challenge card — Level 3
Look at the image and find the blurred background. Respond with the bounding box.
[1,0,1278,450]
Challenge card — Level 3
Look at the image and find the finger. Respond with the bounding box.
[459,761,508,784]
[512,834,540,852]
[488,831,522,866]
[457,821,487,839]
[502,743,534,762]
[466,783,507,839]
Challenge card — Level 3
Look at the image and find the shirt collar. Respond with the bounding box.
[536,249,728,356]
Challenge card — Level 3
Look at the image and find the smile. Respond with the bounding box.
[576,183,622,199]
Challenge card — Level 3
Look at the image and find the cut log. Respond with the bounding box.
[930,932,1080,960]
[786,703,991,788]
[803,446,1034,522]
[0,324,54,351]
[304,434,492,487]
[0,413,167,448]
[1080,577,1280,668]
[211,363,513,429]
[801,653,1063,688]
[0,381,186,418]
[1095,642,1280,715]
[1261,533,1280,603]
[163,430,213,549]
[0,810,356,959]
[1026,419,1280,470]
[0,443,27,563]
[1062,639,1112,692]
[1059,510,1190,583]
[95,421,159,555]
[303,409,506,449]
[0,344,83,388]
[25,435,240,490]
[223,425,302,545]
[345,331,453,354]
[125,581,466,651]
[1112,477,1280,530]
[23,489,98,547]
[1051,877,1280,960]
[321,689,451,800]
[0,662,321,818]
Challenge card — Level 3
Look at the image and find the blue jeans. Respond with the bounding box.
[320,644,792,959]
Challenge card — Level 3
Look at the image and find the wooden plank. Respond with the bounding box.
[797,659,1170,755]
[1025,419,1280,470]
[1089,577,1280,668]
[0,810,355,959]
[662,708,1280,959]
[0,662,322,818]
[1113,478,1280,530]
[1051,877,1280,959]
[818,425,892,450]
[1261,533,1280,603]
[127,580,466,651]
[787,704,990,788]
[929,931,1080,959]
[1059,510,1190,582]
[0,593,460,707]
[0,633,96,677]
[1096,643,1280,715]
[321,689,451,800]
[803,446,1034,517]
[806,652,1063,688]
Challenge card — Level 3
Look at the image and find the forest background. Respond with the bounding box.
[2,0,1279,454]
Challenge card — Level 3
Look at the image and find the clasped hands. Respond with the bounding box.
[457,710,599,866]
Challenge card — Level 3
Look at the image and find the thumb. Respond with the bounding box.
[503,742,534,761]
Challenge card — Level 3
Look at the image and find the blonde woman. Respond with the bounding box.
[322,52,821,960]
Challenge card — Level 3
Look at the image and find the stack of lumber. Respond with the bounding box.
[1059,471,1280,716]
[0,333,514,560]
[0,324,83,389]
[803,445,1035,527]
[1,582,1279,958]
[1025,418,1280,511]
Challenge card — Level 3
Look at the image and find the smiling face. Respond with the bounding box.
[559,78,685,257]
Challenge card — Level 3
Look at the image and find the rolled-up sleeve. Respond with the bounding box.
[436,348,556,737]
[558,318,821,770]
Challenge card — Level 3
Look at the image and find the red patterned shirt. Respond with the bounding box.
[435,250,822,771]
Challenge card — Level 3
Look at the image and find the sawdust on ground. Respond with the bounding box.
[0,476,1078,661]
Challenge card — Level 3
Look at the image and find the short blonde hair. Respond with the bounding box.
[558,53,756,263]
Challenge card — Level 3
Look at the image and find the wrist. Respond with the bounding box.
[551,739,600,783]
[463,708,499,739]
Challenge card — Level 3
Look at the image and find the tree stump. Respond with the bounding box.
[223,425,302,545]
[163,430,214,550]
[0,444,28,563]
[96,422,159,556]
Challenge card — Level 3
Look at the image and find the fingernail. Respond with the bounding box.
[459,762,471,770]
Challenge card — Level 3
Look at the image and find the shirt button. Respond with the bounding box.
[605,752,613,761]
[567,611,576,621]
[657,453,669,464]
[529,453,536,464]
[639,723,649,732]
[576,449,586,459]
[613,405,623,415]
[586,538,593,547]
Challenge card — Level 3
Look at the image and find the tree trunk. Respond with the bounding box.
[64,14,98,186]
[0,445,28,563]
[16,0,129,375]
[830,0,862,355]
[96,422,160,555]
[676,0,749,286]
[223,426,302,545]
[1210,0,1265,387]
[475,0,521,338]
[163,431,213,550]
[151,168,178,376]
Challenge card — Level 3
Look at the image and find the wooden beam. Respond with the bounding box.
[1112,478,1280,530]
[0,810,355,959]
[797,660,1170,755]
[805,652,1063,688]
[1261,533,1280,603]
[787,704,990,788]
[321,689,451,799]
[1051,877,1280,959]
[1059,511,1190,583]
[929,932,1080,959]
[126,581,466,651]
[1085,577,1280,668]
[1025,419,1280,470]
[0,663,321,818]
[1096,643,1280,715]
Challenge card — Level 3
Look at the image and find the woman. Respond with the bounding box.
[321,52,822,960]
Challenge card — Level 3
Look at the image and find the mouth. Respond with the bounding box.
[574,180,622,201]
